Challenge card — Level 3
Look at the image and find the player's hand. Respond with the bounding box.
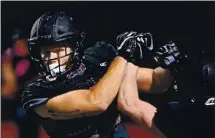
[116,31,155,64]
[134,32,154,54]
[116,31,138,61]
[153,41,185,74]
[132,32,155,64]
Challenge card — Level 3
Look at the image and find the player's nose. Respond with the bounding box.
[50,52,58,60]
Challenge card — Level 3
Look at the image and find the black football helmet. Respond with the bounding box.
[28,11,85,79]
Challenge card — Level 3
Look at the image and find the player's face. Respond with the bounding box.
[40,44,73,74]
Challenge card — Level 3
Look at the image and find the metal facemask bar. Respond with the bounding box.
[46,32,86,77]
[44,45,73,78]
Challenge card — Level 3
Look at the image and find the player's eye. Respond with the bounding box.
[41,51,50,58]
[50,48,65,53]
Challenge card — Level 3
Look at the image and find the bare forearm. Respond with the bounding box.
[117,63,155,126]
[137,67,173,93]
[117,62,139,107]
[117,63,166,137]
[117,62,143,123]
[91,56,127,108]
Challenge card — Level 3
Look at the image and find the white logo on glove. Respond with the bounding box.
[205,97,215,106]
[100,62,107,67]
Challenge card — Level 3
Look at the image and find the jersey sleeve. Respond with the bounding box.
[84,41,117,64]
[82,41,117,78]
[20,79,57,114]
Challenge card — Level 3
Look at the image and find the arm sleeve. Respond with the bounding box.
[82,41,117,77]
[20,79,56,114]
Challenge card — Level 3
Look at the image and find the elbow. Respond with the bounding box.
[150,72,173,94]
[149,84,171,94]
[160,69,174,91]
[90,99,109,115]
[117,97,127,113]
[157,76,173,93]
[117,103,130,116]
[97,102,109,113]
[149,86,168,94]
[117,101,126,112]
[88,90,110,114]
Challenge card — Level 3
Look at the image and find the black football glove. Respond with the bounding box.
[116,31,155,65]
[153,41,185,74]
[132,32,155,64]
[134,32,154,53]
[116,31,138,61]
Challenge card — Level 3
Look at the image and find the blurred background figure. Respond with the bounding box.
[2,29,40,138]
[2,47,17,99]
[2,29,30,99]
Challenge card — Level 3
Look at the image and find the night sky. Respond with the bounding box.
[2,2,215,54]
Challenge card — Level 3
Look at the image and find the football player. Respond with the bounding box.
[21,11,182,138]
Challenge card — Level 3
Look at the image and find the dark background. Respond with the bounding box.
[1,1,215,138]
[2,2,215,53]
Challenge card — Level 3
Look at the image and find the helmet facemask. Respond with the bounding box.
[41,44,73,77]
